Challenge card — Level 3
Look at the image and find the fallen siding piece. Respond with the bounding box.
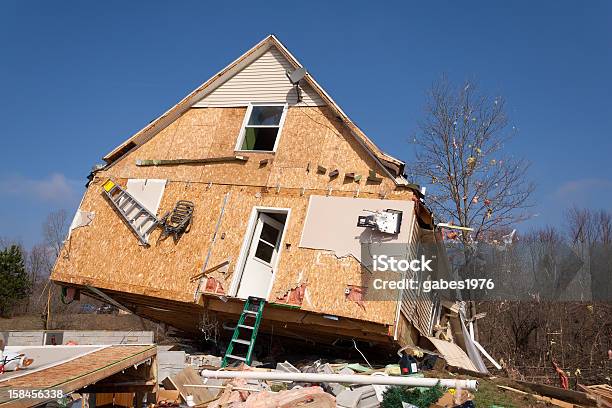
[276,361,300,373]
[336,385,379,408]
[317,363,346,397]
[136,156,248,166]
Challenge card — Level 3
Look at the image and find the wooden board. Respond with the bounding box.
[497,385,576,408]
[516,381,596,407]
[161,366,216,406]
[578,384,612,408]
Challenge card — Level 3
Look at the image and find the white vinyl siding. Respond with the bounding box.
[193,47,325,107]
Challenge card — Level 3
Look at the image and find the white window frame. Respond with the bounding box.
[234,102,288,153]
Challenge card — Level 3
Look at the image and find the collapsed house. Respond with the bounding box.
[51,35,449,355]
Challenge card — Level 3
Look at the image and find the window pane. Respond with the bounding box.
[248,106,284,126]
[241,127,278,151]
[254,241,274,263]
[260,223,280,245]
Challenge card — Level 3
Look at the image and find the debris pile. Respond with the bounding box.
[160,356,480,408]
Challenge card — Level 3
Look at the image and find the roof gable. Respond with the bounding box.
[193,47,324,107]
[102,35,407,185]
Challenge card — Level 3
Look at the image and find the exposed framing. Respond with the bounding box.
[234,102,288,153]
[228,206,291,300]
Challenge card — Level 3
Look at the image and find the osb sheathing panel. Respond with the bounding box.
[54,184,408,325]
[110,107,397,194]
[53,180,233,301]
[53,105,414,325]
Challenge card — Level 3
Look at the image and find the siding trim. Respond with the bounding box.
[193,48,324,107]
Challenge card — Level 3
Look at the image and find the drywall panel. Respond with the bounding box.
[193,47,324,107]
[299,195,415,262]
[126,179,167,215]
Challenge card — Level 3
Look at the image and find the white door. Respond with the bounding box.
[236,213,284,299]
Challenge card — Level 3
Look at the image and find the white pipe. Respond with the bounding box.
[200,370,478,391]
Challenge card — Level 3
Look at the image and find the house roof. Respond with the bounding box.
[103,35,409,185]
[0,345,156,408]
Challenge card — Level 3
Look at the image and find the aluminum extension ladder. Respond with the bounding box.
[102,179,158,245]
[222,297,265,367]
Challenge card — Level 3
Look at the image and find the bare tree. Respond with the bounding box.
[27,244,53,285]
[410,79,534,242]
[43,209,69,258]
[566,206,612,245]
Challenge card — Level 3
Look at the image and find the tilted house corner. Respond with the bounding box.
[51,35,439,349]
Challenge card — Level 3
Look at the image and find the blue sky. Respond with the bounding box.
[1,1,611,247]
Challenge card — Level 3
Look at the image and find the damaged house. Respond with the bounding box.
[51,35,448,357]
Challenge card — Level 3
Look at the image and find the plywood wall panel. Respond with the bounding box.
[53,104,415,327]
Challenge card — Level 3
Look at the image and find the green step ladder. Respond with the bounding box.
[222,297,265,367]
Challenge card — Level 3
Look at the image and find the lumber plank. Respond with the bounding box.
[161,367,216,406]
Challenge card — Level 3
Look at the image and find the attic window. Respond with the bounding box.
[236,104,287,152]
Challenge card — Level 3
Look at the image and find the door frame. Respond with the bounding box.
[229,206,291,300]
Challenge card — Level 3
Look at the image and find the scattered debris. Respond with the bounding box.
[0,340,34,373]
[228,385,335,408]
[337,385,378,408]
[159,200,194,240]
[162,366,218,406]
[578,384,612,407]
